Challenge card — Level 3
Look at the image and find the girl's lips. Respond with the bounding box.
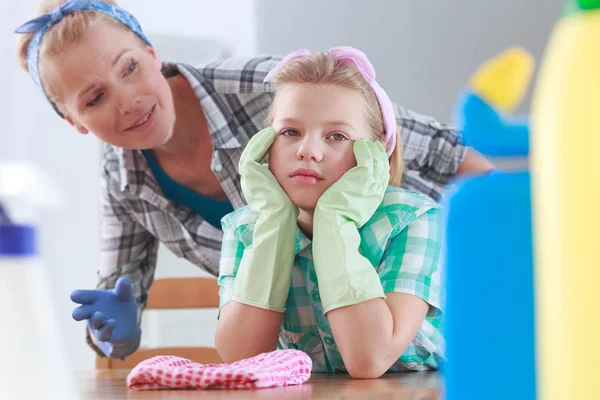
[291,175,322,184]
[290,168,324,180]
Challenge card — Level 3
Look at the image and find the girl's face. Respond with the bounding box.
[269,83,372,212]
[45,23,175,150]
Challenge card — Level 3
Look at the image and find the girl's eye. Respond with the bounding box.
[329,133,348,141]
[87,93,103,107]
[281,129,300,137]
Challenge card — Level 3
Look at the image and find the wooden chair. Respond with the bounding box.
[96,277,223,369]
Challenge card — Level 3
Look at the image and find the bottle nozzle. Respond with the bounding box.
[0,161,62,225]
[0,206,11,225]
[578,0,600,10]
[564,0,600,16]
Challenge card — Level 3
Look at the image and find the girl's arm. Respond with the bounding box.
[215,303,282,363]
[326,206,443,379]
[215,234,285,364]
[327,294,428,379]
[215,204,294,362]
[215,128,298,363]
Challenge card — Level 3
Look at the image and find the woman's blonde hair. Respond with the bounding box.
[16,0,139,101]
[267,52,404,187]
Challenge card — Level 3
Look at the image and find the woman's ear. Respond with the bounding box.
[147,46,162,70]
[64,115,89,135]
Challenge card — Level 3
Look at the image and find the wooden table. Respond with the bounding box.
[76,370,442,399]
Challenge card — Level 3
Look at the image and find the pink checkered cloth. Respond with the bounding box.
[126,349,312,390]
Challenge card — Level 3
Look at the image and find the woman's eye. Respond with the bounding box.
[87,93,103,107]
[281,129,300,137]
[329,133,348,141]
[126,61,138,75]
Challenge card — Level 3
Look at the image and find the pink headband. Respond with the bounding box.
[264,46,397,157]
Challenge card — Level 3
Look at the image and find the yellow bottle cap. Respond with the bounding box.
[469,47,535,113]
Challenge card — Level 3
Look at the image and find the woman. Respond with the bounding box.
[15,0,493,359]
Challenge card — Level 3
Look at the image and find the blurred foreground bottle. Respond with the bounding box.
[0,161,79,399]
[531,1,600,399]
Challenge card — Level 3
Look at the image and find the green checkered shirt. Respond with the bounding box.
[217,185,445,372]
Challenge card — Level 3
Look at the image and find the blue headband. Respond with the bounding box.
[15,0,152,115]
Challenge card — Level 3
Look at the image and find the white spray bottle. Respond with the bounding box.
[0,161,79,399]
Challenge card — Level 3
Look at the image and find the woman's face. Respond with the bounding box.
[45,23,175,150]
[269,83,372,212]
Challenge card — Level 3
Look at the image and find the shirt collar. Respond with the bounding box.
[295,226,312,255]
[175,63,244,150]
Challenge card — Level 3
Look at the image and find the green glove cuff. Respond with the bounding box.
[313,210,385,314]
[232,207,298,311]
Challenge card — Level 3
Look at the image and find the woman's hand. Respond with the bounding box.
[71,277,141,359]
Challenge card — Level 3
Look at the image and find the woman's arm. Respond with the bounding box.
[215,302,282,363]
[78,164,159,358]
[457,148,495,176]
[327,293,428,379]
[395,106,495,199]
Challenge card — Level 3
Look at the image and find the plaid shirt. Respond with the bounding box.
[98,55,465,322]
[218,186,445,372]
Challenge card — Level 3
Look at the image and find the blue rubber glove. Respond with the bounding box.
[70,277,141,359]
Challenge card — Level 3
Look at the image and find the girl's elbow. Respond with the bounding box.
[214,326,235,363]
[215,320,278,363]
[215,319,247,363]
[346,363,387,379]
[215,334,254,364]
[344,354,389,379]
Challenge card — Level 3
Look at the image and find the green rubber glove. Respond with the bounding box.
[312,139,390,314]
[232,127,300,311]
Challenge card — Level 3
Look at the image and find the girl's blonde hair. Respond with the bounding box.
[267,52,404,187]
[16,0,139,101]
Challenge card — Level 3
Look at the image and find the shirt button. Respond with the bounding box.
[316,318,329,331]
[429,120,444,130]
[214,164,223,172]
[312,291,320,302]
[324,337,334,345]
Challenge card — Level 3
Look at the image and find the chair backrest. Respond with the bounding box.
[95,277,222,369]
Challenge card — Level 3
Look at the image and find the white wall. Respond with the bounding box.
[120,0,257,58]
[255,0,564,120]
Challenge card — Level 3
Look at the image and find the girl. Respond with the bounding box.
[216,47,443,379]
